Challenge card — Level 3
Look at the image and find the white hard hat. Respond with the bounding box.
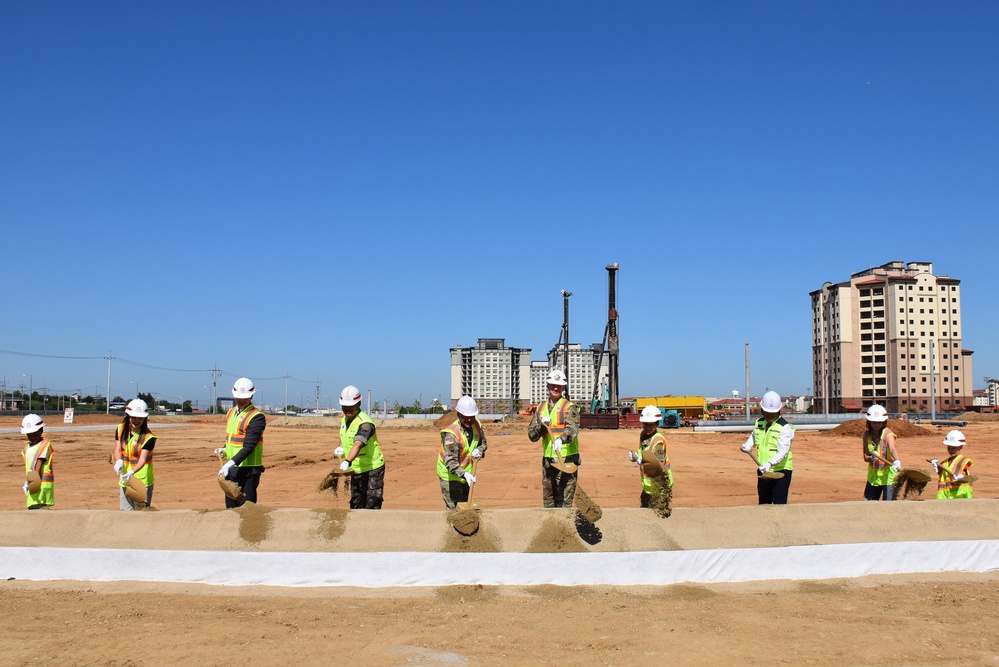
[20,414,45,434]
[232,377,255,399]
[640,405,662,423]
[338,385,361,407]
[125,398,149,418]
[456,395,478,417]
[943,430,966,447]
[545,369,568,386]
[865,404,888,423]
[760,391,782,413]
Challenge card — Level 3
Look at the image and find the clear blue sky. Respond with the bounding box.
[2,1,997,409]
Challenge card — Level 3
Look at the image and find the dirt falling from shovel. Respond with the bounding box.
[443,519,501,552]
[317,470,344,497]
[235,503,273,544]
[313,508,350,541]
[572,486,602,523]
[648,476,673,518]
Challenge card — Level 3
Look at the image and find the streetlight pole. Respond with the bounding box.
[23,374,32,411]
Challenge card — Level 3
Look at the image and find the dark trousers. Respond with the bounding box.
[757,469,792,504]
[350,465,385,509]
[225,466,263,508]
[542,456,579,508]
[864,482,896,501]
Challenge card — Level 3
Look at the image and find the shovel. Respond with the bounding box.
[216,450,246,503]
[122,474,148,508]
[926,458,978,485]
[640,449,665,478]
[745,447,784,480]
[26,470,42,495]
[543,424,577,473]
[456,459,479,511]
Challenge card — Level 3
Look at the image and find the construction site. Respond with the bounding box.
[2,410,999,664]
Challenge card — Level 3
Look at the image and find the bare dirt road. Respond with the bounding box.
[2,414,998,665]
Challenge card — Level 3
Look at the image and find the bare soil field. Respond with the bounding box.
[2,414,998,665]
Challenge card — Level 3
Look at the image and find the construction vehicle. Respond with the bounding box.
[662,409,683,429]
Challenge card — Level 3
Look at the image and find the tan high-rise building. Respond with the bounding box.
[810,261,973,414]
[450,338,532,414]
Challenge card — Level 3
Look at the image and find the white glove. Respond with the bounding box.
[23,481,29,496]
[891,460,902,472]
[930,459,940,474]
[339,460,350,472]
[628,451,638,463]
[218,459,235,478]
[540,415,551,426]
[213,447,226,458]
[740,441,753,453]
[122,471,134,483]
[953,473,965,481]
[552,438,563,454]
[759,463,772,474]
[463,472,476,486]
[334,446,345,458]
[113,459,124,474]
[471,448,482,460]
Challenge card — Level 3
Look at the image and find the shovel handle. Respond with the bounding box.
[465,459,478,506]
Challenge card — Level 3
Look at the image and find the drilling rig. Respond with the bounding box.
[590,263,623,417]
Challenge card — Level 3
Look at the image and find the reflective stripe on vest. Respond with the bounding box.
[226,405,265,466]
[339,411,384,474]
[539,397,579,457]
[753,417,794,471]
[437,420,480,481]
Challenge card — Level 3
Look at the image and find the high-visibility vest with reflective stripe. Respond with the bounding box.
[639,430,673,492]
[23,439,54,507]
[437,419,481,482]
[936,454,973,499]
[865,427,898,486]
[539,397,579,458]
[753,417,794,471]
[225,405,265,467]
[116,423,156,487]
[339,411,384,474]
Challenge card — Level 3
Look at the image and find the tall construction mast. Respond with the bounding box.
[592,263,620,409]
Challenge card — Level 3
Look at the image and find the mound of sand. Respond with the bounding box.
[959,412,999,422]
[822,418,934,438]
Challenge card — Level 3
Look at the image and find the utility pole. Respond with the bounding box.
[745,343,751,421]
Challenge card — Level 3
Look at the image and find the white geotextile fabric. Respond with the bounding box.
[3,541,998,588]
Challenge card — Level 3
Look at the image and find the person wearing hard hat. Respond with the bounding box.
[437,395,488,510]
[628,405,673,508]
[931,430,974,499]
[217,377,266,507]
[861,404,901,501]
[113,399,158,510]
[739,391,795,504]
[336,385,386,509]
[527,369,582,507]
[20,414,54,509]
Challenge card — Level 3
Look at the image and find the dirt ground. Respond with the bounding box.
[2,414,998,665]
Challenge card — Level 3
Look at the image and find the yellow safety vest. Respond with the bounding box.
[538,397,579,458]
[23,439,54,507]
[865,427,898,486]
[116,423,157,487]
[936,454,973,499]
[753,417,794,471]
[225,405,265,466]
[340,410,385,474]
[437,419,481,482]
[639,430,673,491]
